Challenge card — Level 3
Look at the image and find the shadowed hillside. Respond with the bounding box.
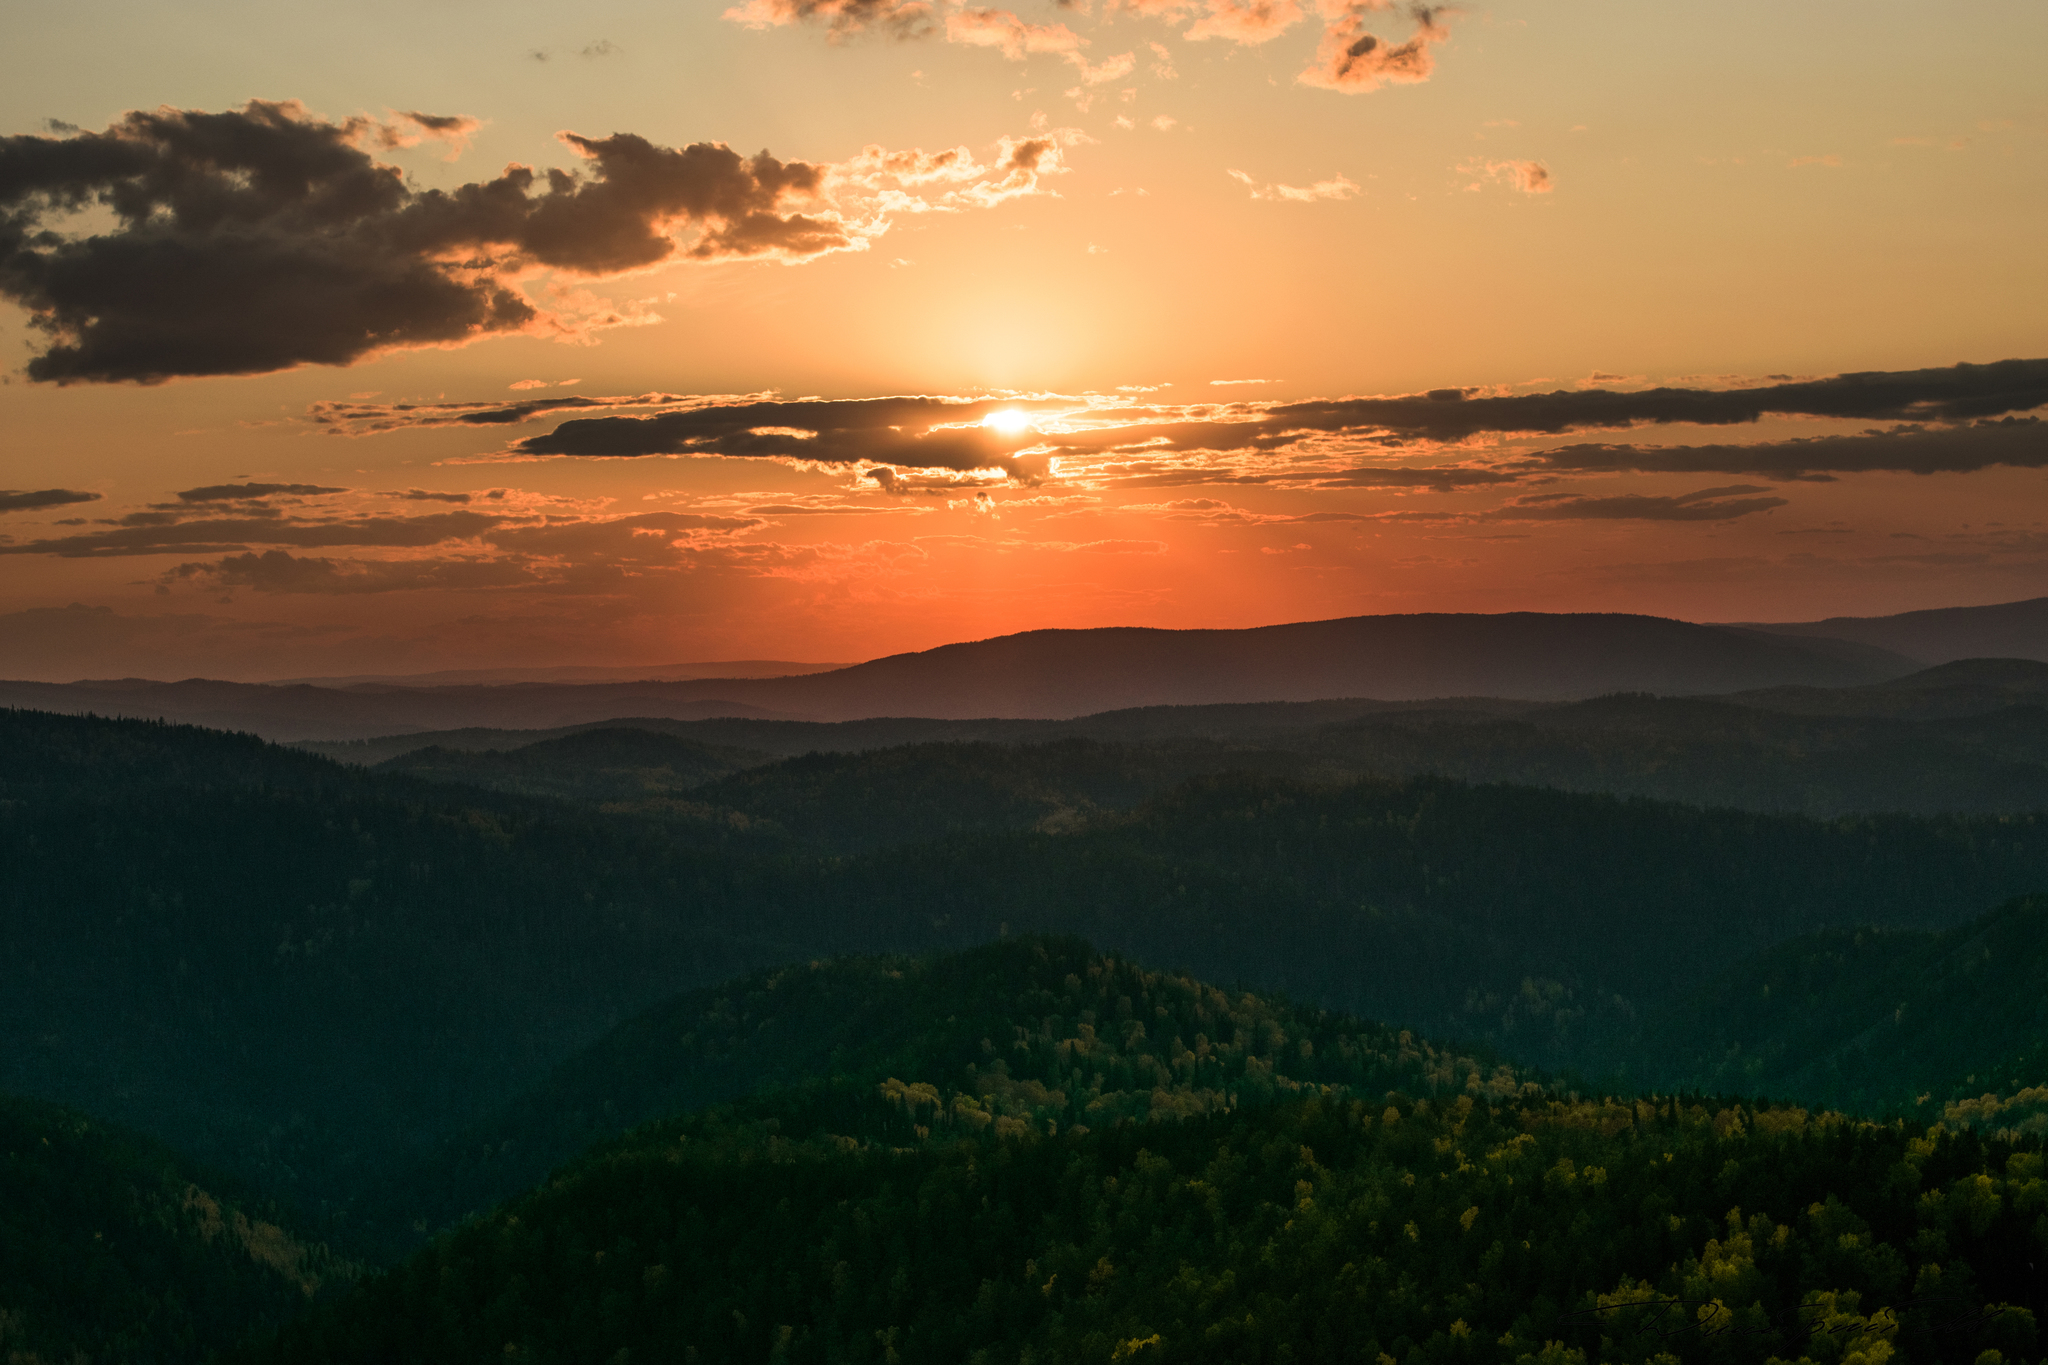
[1628,894,2048,1122]
[370,937,1529,1250]
[0,1093,348,1364]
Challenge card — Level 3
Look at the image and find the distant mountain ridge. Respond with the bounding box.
[270,660,853,687]
[1732,594,2048,664]
[0,610,1917,740]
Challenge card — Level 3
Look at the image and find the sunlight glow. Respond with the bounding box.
[982,408,1033,436]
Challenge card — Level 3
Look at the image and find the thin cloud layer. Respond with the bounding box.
[318,359,2048,486]
[1185,0,1303,46]
[0,101,1072,383]
[0,488,101,512]
[1462,157,1553,194]
[1261,358,2048,441]
[1227,168,1360,201]
[1480,487,1789,522]
[1525,418,2048,481]
[728,0,1452,94]
[724,0,938,38]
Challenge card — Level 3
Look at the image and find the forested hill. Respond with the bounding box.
[255,1068,2048,1365]
[1631,894,2048,1121]
[799,776,2048,1061]
[375,938,1528,1249]
[0,706,360,800]
[0,1092,347,1364]
[8,707,2048,1237]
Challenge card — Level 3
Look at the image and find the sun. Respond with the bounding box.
[982,408,1033,437]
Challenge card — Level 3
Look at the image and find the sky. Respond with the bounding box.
[2,0,2046,680]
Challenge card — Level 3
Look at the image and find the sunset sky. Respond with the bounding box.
[3,0,2046,679]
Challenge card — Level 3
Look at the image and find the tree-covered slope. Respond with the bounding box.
[1305,695,2048,818]
[372,728,773,804]
[254,1081,2048,1365]
[0,711,786,1225]
[798,775,2048,1064]
[681,739,1323,853]
[1629,895,2048,1119]
[0,1093,348,1365]
[10,708,2048,1244]
[375,938,1527,1249]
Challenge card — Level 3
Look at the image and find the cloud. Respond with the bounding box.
[164,550,544,594]
[1226,168,1360,202]
[946,8,1085,58]
[1184,0,1303,45]
[1261,359,2048,442]
[515,395,1057,476]
[730,0,1129,87]
[1479,486,1789,522]
[307,392,718,436]
[1299,3,1447,93]
[174,481,349,502]
[0,102,1066,383]
[723,0,937,38]
[1462,157,1553,194]
[0,488,101,512]
[0,507,515,559]
[1520,417,2048,480]
[370,110,483,159]
[306,359,2048,492]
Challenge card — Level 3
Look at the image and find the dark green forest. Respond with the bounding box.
[0,1094,347,1365]
[255,935,2048,1365]
[260,1095,2048,1365]
[6,704,2048,1362]
[12,707,2048,1227]
[1630,894,2048,1117]
[372,937,1528,1253]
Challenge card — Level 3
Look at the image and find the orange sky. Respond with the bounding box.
[2,0,2046,679]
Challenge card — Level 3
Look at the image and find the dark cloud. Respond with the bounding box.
[0,100,844,382]
[175,481,349,502]
[1517,416,2048,479]
[725,0,938,40]
[1481,486,1789,522]
[164,550,542,594]
[0,509,511,558]
[1265,358,2048,442]
[308,393,679,434]
[515,395,1046,474]
[0,487,100,511]
[327,360,2048,454]
[392,489,478,503]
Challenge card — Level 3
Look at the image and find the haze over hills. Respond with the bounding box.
[292,656,2048,821]
[1734,594,2048,664]
[0,609,1917,740]
[270,660,853,687]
